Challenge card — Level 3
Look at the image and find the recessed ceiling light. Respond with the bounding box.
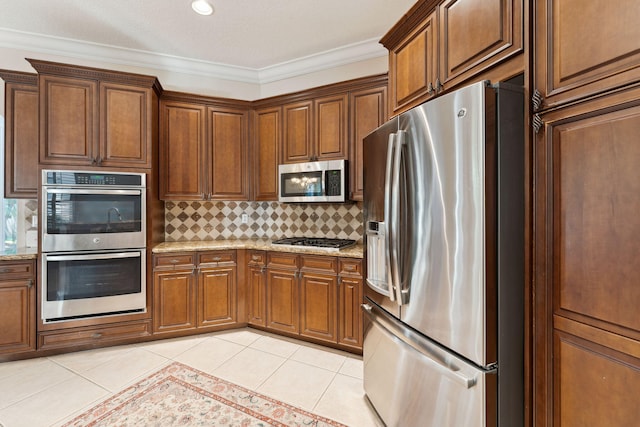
[191,0,213,16]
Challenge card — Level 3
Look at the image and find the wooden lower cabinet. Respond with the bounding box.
[266,253,300,334]
[247,251,267,327]
[0,260,36,356]
[337,259,364,349]
[153,269,197,333]
[299,256,338,343]
[259,252,363,351]
[152,251,237,335]
[38,321,152,351]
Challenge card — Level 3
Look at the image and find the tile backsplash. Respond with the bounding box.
[165,201,364,243]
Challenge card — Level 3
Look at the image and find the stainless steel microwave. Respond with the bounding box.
[278,160,347,203]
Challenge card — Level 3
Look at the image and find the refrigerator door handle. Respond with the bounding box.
[384,133,397,302]
[362,303,479,389]
[390,131,405,305]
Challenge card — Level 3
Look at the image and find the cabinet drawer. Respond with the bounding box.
[339,259,363,277]
[198,250,236,266]
[38,321,152,350]
[267,252,299,269]
[300,255,337,273]
[248,251,266,266]
[153,253,196,270]
[0,260,35,279]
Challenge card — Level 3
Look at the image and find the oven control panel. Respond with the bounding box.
[44,170,145,187]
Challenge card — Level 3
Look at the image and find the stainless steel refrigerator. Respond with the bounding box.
[362,81,524,427]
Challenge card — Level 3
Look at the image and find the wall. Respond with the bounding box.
[165,201,364,243]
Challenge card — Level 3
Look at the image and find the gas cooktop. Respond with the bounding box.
[271,237,356,252]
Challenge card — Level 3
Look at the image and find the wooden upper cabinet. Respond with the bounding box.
[282,100,313,163]
[159,93,250,201]
[208,107,249,200]
[39,74,98,166]
[28,59,159,169]
[100,83,152,168]
[314,94,348,160]
[438,0,523,88]
[534,0,640,111]
[252,106,281,201]
[388,11,438,114]
[159,101,206,199]
[383,0,523,115]
[0,71,39,199]
[349,84,388,201]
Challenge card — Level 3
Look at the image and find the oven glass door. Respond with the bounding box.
[42,188,145,252]
[42,250,146,321]
[45,188,143,234]
[280,171,324,197]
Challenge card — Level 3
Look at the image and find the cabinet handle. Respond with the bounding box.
[427,82,435,95]
[96,156,103,165]
[92,333,103,339]
[337,276,342,286]
[0,268,9,273]
[27,279,33,288]
[435,78,444,92]
[170,259,180,264]
[260,266,266,273]
[252,255,260,261]
[91,157,97,165]
[212,256,221,261]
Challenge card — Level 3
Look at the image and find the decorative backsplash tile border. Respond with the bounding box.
[165,201,364,243]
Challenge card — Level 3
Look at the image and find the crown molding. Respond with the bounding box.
[0,28,387,85]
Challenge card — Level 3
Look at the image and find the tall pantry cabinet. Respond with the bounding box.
[532,0,640,425]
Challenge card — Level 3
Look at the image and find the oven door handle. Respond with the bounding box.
[44,188,143,196]
[44,251,143,262]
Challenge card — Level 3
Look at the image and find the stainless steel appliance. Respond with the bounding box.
[42,170,146,252]
[271,237,356,252]
[278,159,347,203]
[41,249,146,321]
[362,81,524,427]
[41,170,147,323]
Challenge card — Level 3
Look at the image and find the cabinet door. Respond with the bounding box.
[1,74,39,198]
[349,85,387,200]
[208,107,249,200]
[198,266,237,327]
[533,88,640,425]
[247,265,267,327]
[438,0,523,89]
[253,106,281,201]
[266,268,299,334]
[534,0,640,111]
[39,75,98,165]
[388,11,437,115]
[337,275,363,349]
[0,273,35,355]
[100,82,151,168]
[314,94,348,160]
[153,270,197,333]
[159,101,207,200]
[300,272,337,343]
[282,100,313,163]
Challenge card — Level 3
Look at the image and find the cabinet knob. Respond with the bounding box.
[27,279,33,288]
[252,255,260,261]
[260,266,266,273]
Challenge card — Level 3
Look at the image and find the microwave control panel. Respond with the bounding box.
[326,170,342,196]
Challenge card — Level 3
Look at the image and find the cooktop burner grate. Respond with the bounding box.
[271,237,356,251]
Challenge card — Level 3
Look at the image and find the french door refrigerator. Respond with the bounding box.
[362,81,524,427]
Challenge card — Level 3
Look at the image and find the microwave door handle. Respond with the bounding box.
[384,133,397,302]
[45,189,143,196]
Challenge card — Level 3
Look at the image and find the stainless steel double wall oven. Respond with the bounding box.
[41,170,147,323]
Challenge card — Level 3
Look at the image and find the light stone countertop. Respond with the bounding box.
[152,238,364,259]
[0,246,38,261]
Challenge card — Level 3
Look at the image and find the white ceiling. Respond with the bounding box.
[0,0,416,83]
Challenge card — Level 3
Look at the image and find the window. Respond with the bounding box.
[0,115,18,251]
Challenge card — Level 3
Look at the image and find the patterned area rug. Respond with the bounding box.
[63,362,348,427]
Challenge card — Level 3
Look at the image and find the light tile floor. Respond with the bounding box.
[0,328,383,427]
